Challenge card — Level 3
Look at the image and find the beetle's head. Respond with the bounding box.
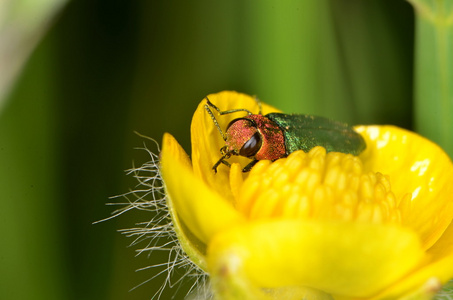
[224,118,263,158]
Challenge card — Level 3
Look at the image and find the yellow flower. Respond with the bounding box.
[160,91,453,299]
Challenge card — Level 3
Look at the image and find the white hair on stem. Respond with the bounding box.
[97,134,211,299]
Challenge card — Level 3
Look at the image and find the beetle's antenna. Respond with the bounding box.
[253,96,262,115]
[205,97,253,115]
[205,100,227,141]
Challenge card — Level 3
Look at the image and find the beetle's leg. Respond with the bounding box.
[212,151,232,173]
[212,158,231,173]
[242,159,258,172]
[205,97,253,116]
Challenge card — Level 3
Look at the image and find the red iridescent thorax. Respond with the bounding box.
[224,114,286,160]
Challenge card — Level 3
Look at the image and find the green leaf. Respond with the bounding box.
[410,0,453,158]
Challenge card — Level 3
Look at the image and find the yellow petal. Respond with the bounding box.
[207,219,424,298]
[428,220,453,260]
[155,133,207,269]
[191,91,280,201]
[374,238,453,299]
[373,257,453,299]
[356,125,453,249]
[160,133,245,245]
[392,221,453,295]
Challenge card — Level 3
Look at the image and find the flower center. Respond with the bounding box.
[235,147,409,224]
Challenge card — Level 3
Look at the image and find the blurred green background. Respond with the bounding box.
[0,1,417,300]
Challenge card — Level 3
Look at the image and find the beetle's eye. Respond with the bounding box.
[239,132,262,157]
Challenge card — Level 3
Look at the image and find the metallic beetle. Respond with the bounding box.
[205,97,366,172]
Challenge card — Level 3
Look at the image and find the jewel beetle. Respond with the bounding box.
[204,97,366,173]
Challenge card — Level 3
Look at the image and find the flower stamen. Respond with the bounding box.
[235,146,408,224]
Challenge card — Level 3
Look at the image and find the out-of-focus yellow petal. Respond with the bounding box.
[208,219,424,298]
[356,125,453,249]
[191,91,279,201]
[160,133,245,244]
[373,255,453,299]
[374,223,453,299]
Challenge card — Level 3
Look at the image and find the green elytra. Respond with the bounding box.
[205,97,366,172]
[265,113,366,155]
